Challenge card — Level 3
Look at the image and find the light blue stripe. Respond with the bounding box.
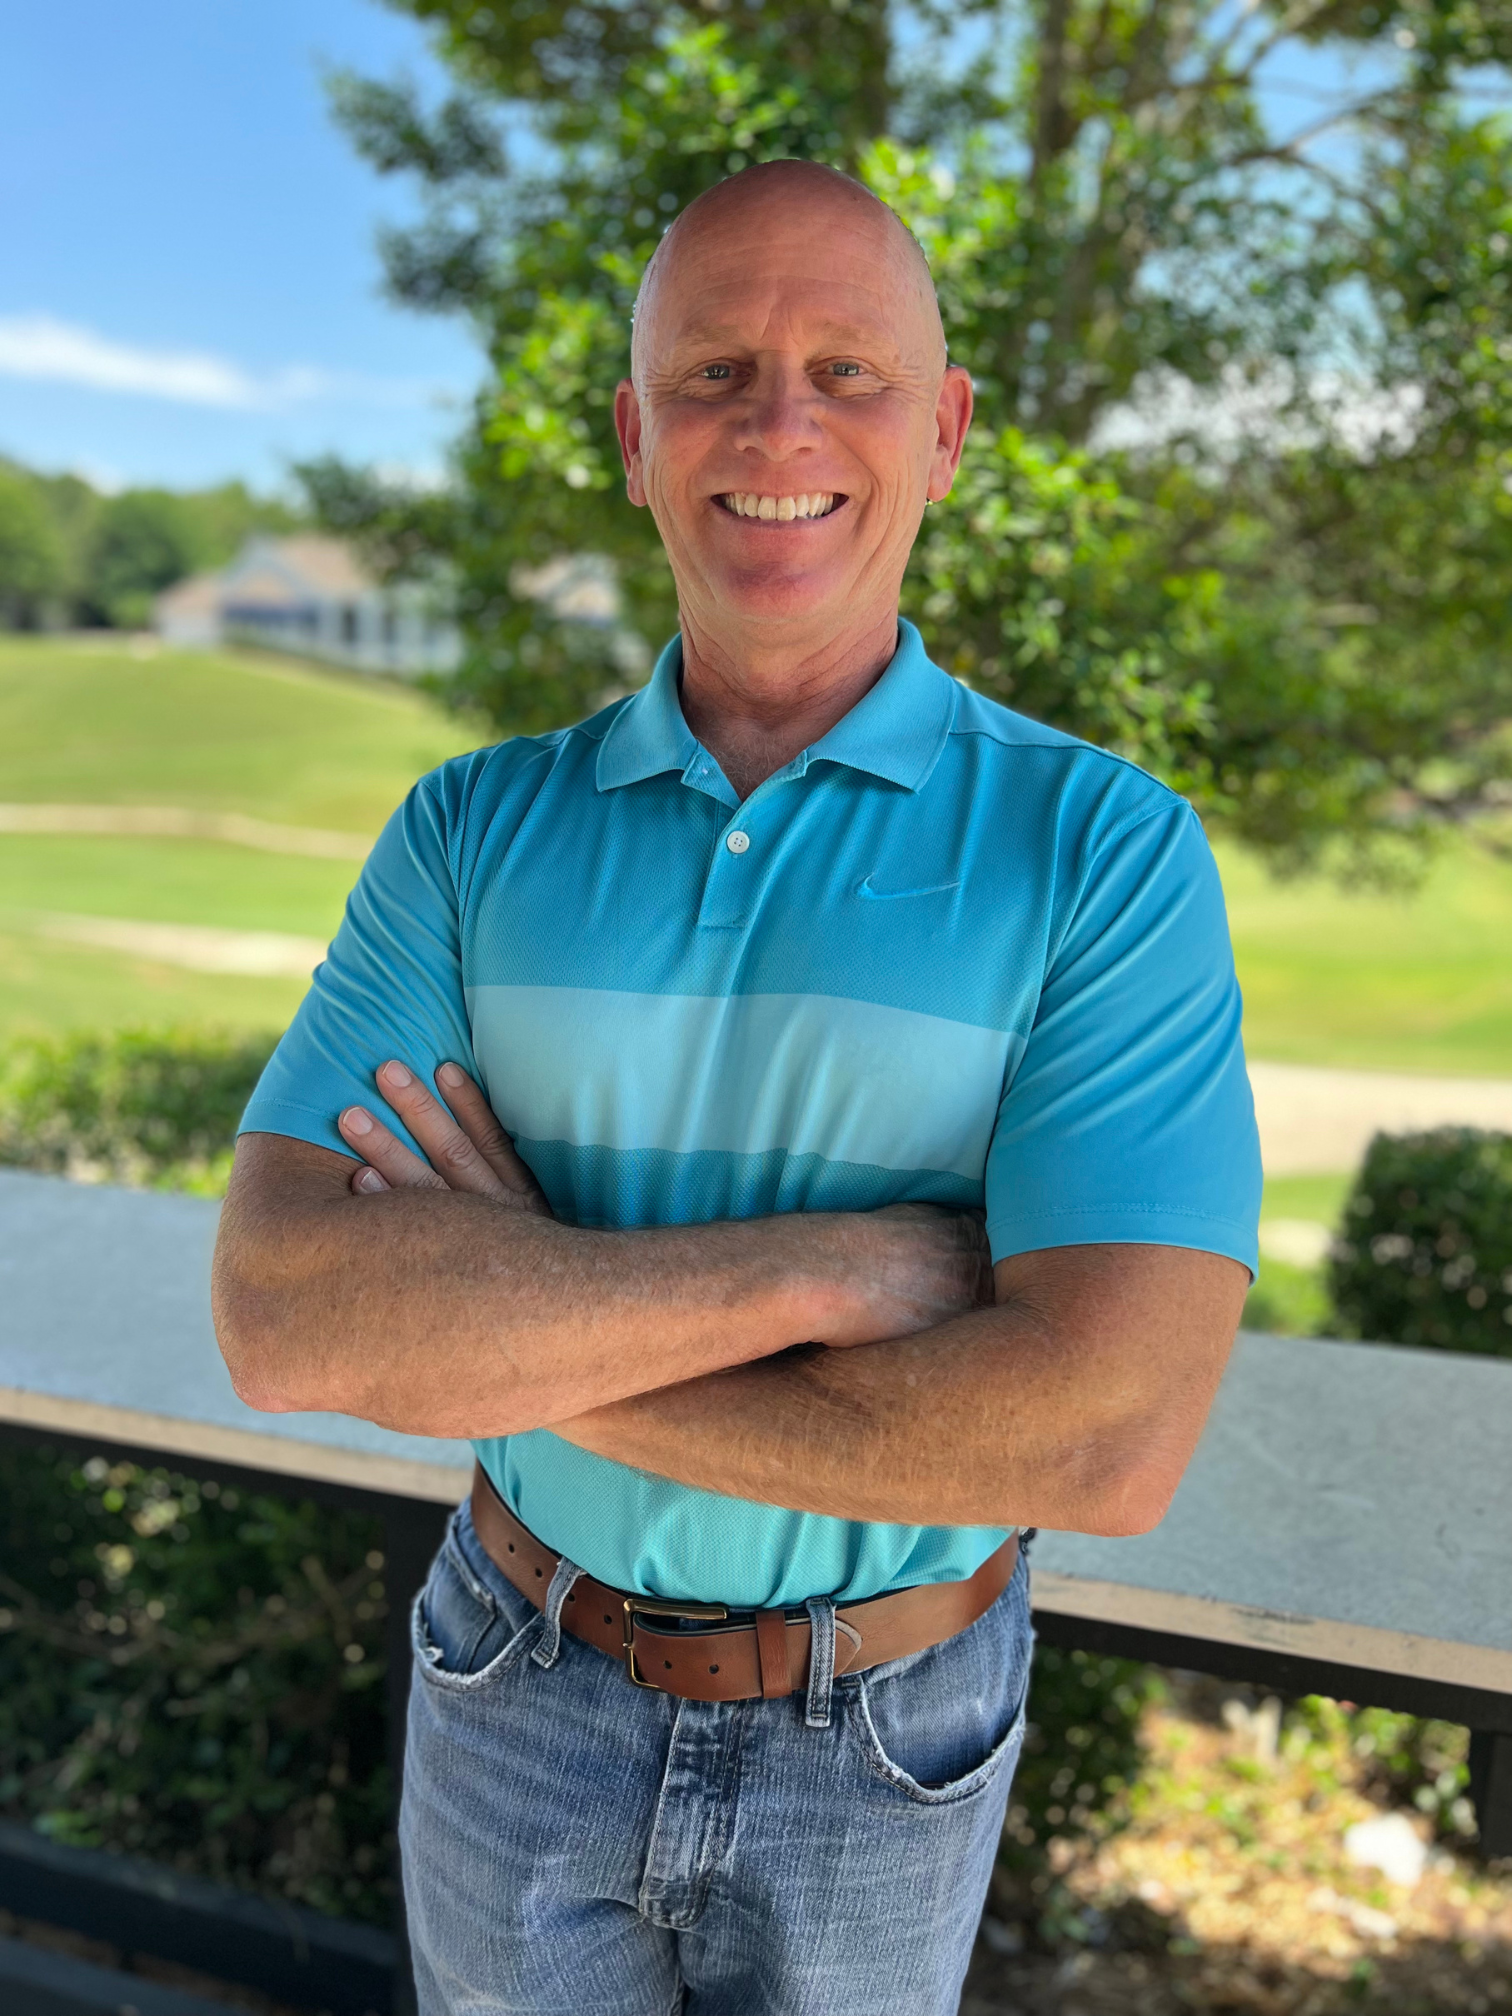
[466,986,1018,1184]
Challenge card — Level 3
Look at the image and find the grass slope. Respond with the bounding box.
[1217,838,1512,1079]
[0,636,480,1038]
[0,634,480,831]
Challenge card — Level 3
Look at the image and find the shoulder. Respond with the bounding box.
[944,680,1195,854]
[413,695,636,833]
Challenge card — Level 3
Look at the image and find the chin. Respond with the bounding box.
[703,564,851,628]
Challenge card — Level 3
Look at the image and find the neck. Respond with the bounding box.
[676,607,901,801]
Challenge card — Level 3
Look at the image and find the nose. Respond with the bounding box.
[730,358,824,462]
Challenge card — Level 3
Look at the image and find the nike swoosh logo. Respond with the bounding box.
[856,876,961,900]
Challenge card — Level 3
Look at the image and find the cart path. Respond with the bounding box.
[1248,1059,1512,1174]
[0,802,370,860]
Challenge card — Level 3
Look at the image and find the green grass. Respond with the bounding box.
[1215,838,1512,1079]
[1260,1172,1354,1224]
[0,929,311,1037]
[1243,1172,1356,1337]
[0,635,479,1040]
[0,633,480,832]
[0,835,359,937]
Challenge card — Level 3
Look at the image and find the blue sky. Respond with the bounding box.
[1,1,483,493]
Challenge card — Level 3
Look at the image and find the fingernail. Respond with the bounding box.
[341,1107,373,1136]
[381,1061,413,1089]
[437,1062,464,1088]
[354,1167,386,1193]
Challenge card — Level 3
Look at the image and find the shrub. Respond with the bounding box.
[1328,1128,1512,1356]
[999,1645,1164,1908]
[0,1442,393,1923]
[1287,1696,1475,1839]
[0,1027,275,1193]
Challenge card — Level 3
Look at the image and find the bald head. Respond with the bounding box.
[632,161,945,385]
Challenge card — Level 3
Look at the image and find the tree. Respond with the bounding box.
[81,491,207,630]
[312,0,1512,871]
[79,482,303,630]
[0,463,68,630]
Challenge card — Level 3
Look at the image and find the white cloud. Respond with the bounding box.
[0,314,450,412]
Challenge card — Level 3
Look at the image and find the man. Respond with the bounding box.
[214,160,1260,2014]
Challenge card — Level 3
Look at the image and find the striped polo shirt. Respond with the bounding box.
[241,619,1261,1607]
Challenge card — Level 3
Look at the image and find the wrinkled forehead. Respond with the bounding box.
[632,180,943,379]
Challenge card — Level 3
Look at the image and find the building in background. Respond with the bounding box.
[154,535,461,677]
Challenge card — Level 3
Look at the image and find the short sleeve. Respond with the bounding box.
[985,799,1261,1275]
[238,773,478,1161]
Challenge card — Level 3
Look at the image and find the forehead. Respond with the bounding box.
[641,192,931,362]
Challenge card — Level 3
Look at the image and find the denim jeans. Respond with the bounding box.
[401,1500,1033,2015]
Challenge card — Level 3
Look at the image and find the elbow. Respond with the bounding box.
[211,1253,324,1416]
[1075,1442,1183,1538]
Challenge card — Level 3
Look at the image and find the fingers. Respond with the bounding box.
[431,1064,556,1217]
[339,1060,552,1212]
[434,1062,552,1214]
[362,1061,515,1199]
[338,1104,451,1191]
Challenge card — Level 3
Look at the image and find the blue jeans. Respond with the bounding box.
[401,1500,1033,2015]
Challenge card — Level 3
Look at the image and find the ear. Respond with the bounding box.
[614,380,648,508]
[926,365,974,502]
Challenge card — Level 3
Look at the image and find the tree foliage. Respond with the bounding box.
[0,465,302,633]
[310,0,1512,870]
[0,462,69,628]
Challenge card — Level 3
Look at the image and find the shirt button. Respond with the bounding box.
[725,830,751,855]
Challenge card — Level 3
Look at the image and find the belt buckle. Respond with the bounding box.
[622,1596,728,1688]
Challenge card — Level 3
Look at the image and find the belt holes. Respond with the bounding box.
[507,1543,515,1553]
[709,1663,719,1674]
[534,1567,543,1579]
[664,1659,673,1670]
[566,1592,575,1603]
[603,1613,612,1625]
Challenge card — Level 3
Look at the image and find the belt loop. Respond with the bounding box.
[804,1596,836,1730]
[531,1556,584,1669]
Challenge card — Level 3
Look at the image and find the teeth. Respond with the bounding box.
[720,492,836,520]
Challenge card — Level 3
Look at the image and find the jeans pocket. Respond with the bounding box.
[412,1511,542,1692]
[850,1558,1033,1807]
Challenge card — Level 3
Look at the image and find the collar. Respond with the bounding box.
[595,618,957,795]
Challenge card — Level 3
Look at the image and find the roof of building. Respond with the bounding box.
[154,535,379,625]
[155,572,224,617]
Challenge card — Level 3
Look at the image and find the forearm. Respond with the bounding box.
[555,1248,1246,1535]
[214,1141,866,1438]
[553,1313,1093,1530]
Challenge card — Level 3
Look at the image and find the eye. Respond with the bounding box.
[829,362,863,378]
[700,363,733,381]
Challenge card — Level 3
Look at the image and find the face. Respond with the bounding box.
[615,179,972,647]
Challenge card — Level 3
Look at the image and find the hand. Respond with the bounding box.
[825,1202,995,1346]
[337,1060,552,1216]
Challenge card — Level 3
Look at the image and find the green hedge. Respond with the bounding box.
[0,1443,392,1924]
[0,1027,274,1193]
[1329,1128,1512,1356]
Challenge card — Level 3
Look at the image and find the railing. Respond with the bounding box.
[2,1165,1508,2013]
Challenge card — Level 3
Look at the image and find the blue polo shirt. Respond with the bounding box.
[241,618,1261,1607]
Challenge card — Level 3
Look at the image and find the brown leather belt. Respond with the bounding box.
[470,1463,1019,1703]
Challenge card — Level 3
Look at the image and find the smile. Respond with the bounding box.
[716,492,843,521]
